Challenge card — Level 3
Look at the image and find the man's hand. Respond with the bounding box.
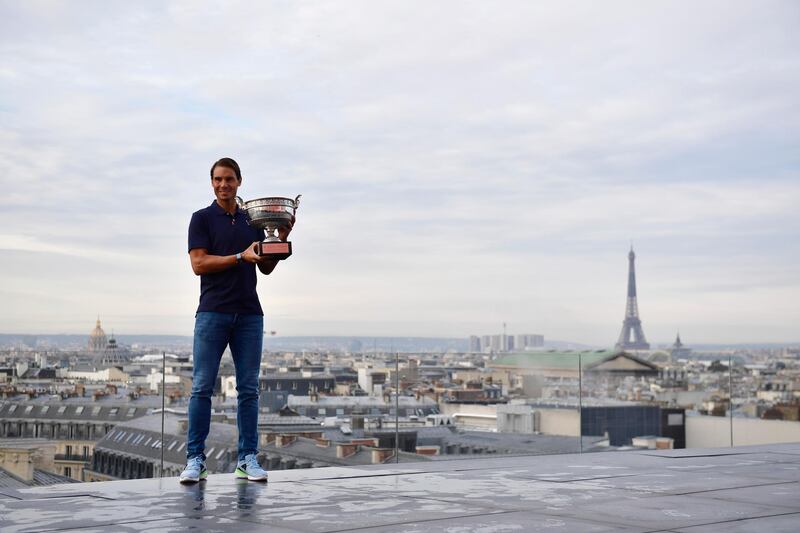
[277,216,295,242]
[242,242,262,263]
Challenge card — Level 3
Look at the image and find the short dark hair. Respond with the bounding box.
[210,157,242,181]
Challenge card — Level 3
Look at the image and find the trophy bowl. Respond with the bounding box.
[236,195,301,243]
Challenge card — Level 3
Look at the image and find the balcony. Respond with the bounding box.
[1,442,798,531]
[53,454,90,462]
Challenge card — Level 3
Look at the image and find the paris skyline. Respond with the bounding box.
[1,2,798,344]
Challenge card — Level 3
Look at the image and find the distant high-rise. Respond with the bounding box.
[469,335,481,352]
[515,334,544,349]
[469,332,543,352]
[615,247,650,351]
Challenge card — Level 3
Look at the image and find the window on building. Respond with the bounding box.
[66,445,73,456]
[143,437,152,447]
[292,382,298,390]
[92,406,101,416]
[24,405,33,414]
[206,447,215,457]
[318,408,326,415]
[215,449,225,460]
[126,408,136,417]
[177,442,186,452]
[8,405,16,413]
[75,406,84,414]
[83,446,90,458]
[40,406,50,414]
[168,440,177,451]
[57,406,66,414]
[667,413,684,426]
[109,408,119,416]
[336,408,344,416]
[64,467,72,478]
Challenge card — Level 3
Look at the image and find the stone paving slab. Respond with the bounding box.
[671,511,800,533]
[576,491,793,531]
[346,510,647,533]
[690,481,800,510]
[300,469,645,512]
[570,471,794,496]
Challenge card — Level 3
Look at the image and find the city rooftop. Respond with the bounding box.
[1,442,798,532]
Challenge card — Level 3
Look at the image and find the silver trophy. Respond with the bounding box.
[236,194,301,259]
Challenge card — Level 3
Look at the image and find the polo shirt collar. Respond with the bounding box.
[209,200,240,217]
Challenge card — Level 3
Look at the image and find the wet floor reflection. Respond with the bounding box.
[180,480,206,512]
[178,479,270,520]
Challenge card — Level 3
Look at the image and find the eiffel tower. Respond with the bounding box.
[615,247,650,351]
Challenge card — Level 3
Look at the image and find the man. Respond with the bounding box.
[180,157,291,483]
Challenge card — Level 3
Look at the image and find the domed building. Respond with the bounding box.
[87,319,130,364]
[88,318,108,352]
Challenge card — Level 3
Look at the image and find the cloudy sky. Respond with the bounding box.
[1,1,798,345]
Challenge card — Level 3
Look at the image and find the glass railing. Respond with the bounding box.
[2,347,798,484]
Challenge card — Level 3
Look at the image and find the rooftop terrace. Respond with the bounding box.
[0,443,798,532]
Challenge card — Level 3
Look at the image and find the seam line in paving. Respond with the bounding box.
[640,452,753,459]
[27,515,192,533]
[643,510,800,532]
[599,478,798,497]
[520,473,641,483]
[299,509,522,533]
[667,479,798,497]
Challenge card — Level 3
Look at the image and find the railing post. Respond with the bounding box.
[578,353,583,454]
[729,354,734,448]
[161,351,166,476]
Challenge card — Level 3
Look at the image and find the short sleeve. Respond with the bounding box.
[188,211,211,252]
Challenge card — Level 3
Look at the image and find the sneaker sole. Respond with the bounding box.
[179,471,208,484]
[235,467,268,481]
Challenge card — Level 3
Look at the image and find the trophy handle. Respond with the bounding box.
[235,196,244,209]
[294,194,302,208]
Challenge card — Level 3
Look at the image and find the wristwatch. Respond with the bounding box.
[235,253,243,264]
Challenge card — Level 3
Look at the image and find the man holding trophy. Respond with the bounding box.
[180,157,299,483]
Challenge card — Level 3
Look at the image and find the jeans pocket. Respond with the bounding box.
[194,312,230,342]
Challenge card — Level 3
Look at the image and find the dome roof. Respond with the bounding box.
[88,318,107,352]
[90,318,106,338]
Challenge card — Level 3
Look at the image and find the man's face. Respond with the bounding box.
[211,166,241,203]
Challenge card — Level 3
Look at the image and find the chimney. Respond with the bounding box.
[335,443,358,459]
[371,448,395,464]
[0,448,35,481]
[275,434,297,448]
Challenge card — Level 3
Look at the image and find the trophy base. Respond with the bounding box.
[255,241,292,260]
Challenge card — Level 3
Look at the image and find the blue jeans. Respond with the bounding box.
[187,312,263,462]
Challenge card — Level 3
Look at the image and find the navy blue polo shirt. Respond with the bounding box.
[188,200,266,315]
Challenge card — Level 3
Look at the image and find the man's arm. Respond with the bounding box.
[189,244,261,275]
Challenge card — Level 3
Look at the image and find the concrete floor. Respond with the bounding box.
[0,443,798,532]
